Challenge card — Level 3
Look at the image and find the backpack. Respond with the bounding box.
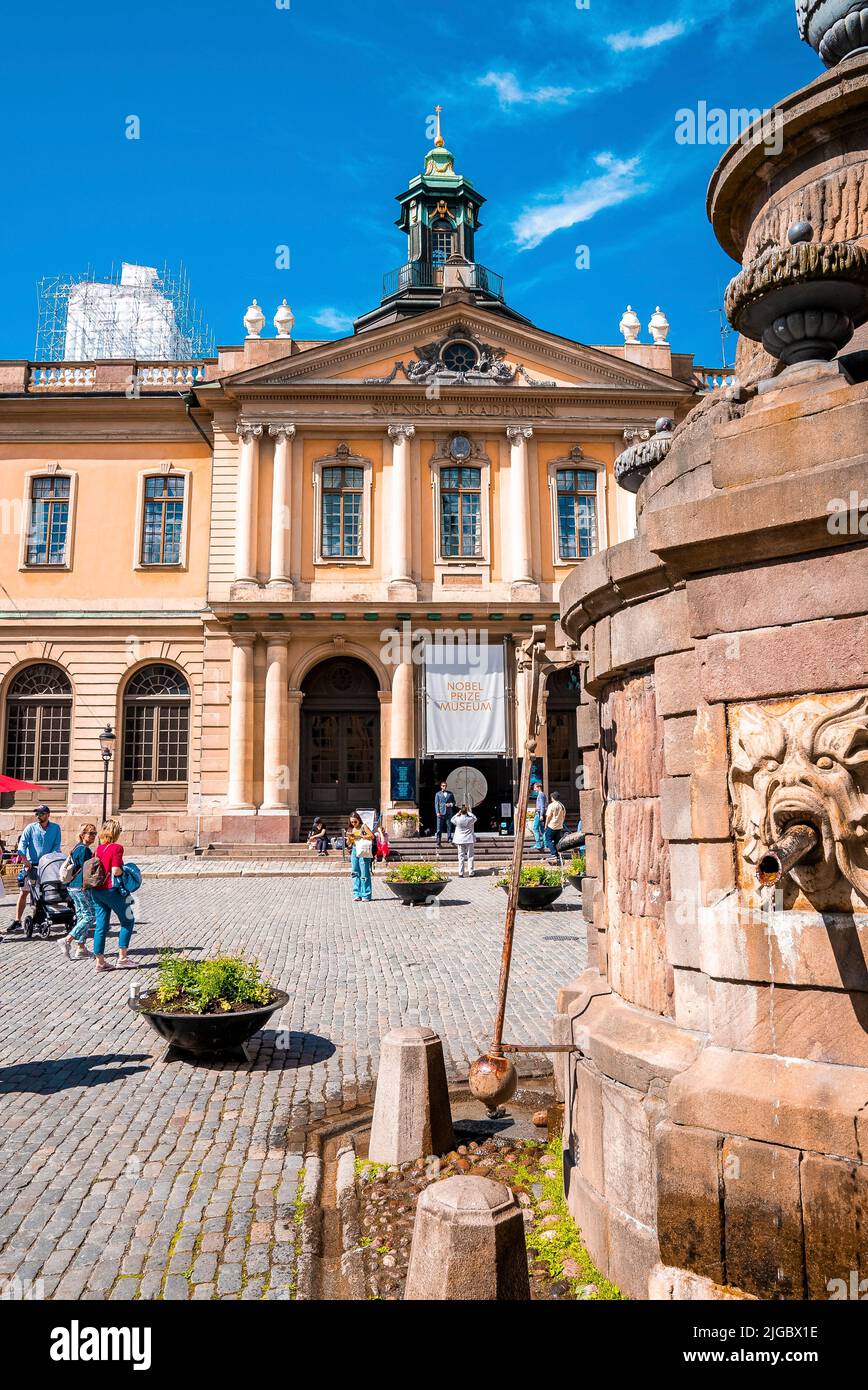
[82,856,107,890]
[59,853,78,885]
[120,863,142,895]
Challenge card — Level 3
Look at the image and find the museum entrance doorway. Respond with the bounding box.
[300,657,380,823]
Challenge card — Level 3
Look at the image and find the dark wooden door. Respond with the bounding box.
[300,659,380,819]
[547,667,583,816]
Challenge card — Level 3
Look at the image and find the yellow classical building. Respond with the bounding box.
[0,131,700,850]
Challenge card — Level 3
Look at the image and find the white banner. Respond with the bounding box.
[425,645,507,755]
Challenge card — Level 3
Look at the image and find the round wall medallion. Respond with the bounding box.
[449,434,473,461]
[447,765,488,808]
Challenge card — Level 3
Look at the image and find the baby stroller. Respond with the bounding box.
[22,852,76,941]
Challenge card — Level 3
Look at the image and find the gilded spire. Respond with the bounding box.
[434,104,445,147]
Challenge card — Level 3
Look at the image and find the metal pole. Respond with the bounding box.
[101,755,109,825]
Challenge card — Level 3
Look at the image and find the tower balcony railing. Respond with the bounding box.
[382,260,505,302]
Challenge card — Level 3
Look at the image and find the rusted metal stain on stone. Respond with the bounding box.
[601,672,673,1017]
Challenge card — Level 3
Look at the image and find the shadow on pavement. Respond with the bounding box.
[0,1053,152,1094]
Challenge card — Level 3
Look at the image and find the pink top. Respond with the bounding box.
[96,841,124,883]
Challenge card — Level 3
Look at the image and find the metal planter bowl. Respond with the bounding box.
[129,989,289,1058]
[501,883,564,910]
[566,874,584,894]
[385,879,448,906]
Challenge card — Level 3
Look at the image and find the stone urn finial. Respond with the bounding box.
[614,417,675,494]
[724,220,868,368]
[274,299,294,338]
[648,305,670,344]
[619,304,641,343]
[797,0,868,66]
[243,298,266,339]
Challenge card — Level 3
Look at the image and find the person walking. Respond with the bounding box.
[5,804,61,935]
[346,813,374,902]
[452,804,477,878]
[531,781,547,852]
[434,782,456,847]
[87,819,136,972]
[544,790,567,860]
[59,822,97,960]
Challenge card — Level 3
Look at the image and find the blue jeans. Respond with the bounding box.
[69,887,95,943]
[91,887,135,955]
[545,827,563,856]
[532,812,545,849]
[350,848,372,901]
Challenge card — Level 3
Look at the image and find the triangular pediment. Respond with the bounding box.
[216,303,694,397]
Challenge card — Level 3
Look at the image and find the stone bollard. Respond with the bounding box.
[404,1176,530,1300]
[368,1027,454,1165]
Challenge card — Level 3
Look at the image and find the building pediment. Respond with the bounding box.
[215,304,695,398]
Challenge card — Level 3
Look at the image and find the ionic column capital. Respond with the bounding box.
[388,423,416,441]
[268,422,297,442]
[507,425,533,444]
[237,422,264,445]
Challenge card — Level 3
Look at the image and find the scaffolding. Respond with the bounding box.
[35,262,214,363]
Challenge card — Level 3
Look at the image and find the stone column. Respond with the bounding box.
[226,637,255,809]
[389,661,416,806]
[507,425,534,591]
[286,690,303,826]
[268,423,296,589]
[261,640,289,810]
[235,424,263,585]
[388,423,416,597]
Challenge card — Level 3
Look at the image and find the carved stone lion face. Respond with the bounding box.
[729,693,868,902]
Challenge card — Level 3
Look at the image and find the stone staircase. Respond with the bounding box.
[202,833,530,866]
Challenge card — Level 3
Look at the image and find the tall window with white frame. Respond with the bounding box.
[440,466,482,558]
[556,467,598,561]
[142,475,185,565]
[26,476,70,566]
[321,466,363,559]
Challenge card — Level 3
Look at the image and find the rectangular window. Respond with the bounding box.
[141,475,186,565]
[556,468,598,561]
[440,467,482,558]
[26,476,70,566]
[321,466,363,559]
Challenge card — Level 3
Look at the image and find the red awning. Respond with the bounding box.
[0,775,48,793]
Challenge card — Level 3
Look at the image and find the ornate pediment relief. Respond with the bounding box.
[362,322,558,388]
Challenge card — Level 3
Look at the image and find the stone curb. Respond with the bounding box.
[295,1152,323,1302]
[336,1140,366,1300]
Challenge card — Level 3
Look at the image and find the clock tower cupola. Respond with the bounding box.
[354,109,529,333]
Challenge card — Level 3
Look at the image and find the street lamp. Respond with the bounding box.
[99,724,116,824]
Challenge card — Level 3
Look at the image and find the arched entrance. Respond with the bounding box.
[300,657,380,820]
[546,666,583,816]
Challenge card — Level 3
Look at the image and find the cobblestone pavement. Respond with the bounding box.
[0,877,585,1301]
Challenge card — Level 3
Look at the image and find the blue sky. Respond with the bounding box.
[1,0,818,367]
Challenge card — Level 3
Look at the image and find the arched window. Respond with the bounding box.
[431,219,453,285]
[121,664,190,806]
[3,664,72,788]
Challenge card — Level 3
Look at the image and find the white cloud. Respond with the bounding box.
[512,153,648,251]
[606,20,686,52]
[478,71,576,108]
[312,307,354,334]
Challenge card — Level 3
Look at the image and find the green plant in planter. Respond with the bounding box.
[567,853,586,877]
[386,863,444,884]
[154,954,274,1015]
[393,811,419,825]
[496,864,563,889]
